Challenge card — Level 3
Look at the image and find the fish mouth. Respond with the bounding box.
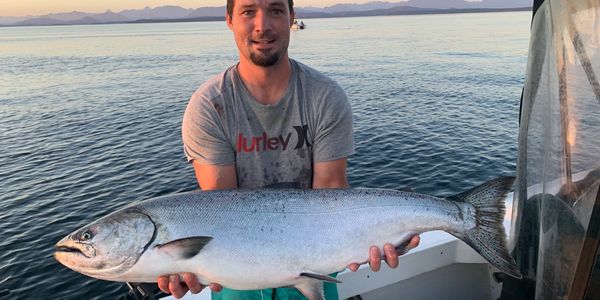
[55,245,90,258]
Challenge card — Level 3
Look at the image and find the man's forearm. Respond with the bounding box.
[312,158,349,189]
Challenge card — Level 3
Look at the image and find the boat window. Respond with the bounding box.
[508,0,600,298]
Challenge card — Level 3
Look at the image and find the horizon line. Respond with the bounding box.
[0,7,532,28]
[1,2,378,18]
[0,0,514,19]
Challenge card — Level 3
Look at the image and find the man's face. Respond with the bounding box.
[227,0,294,67]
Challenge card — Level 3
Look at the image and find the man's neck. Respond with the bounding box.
[237,57,292,105]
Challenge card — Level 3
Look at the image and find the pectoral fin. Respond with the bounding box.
[299,272,342,283]
[156,236,213,259]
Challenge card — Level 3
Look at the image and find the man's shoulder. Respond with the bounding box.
[292,60,346,104]
[190,65,237,105]
[292,59,339,87]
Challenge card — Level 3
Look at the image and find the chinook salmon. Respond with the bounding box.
[55,176,521,299]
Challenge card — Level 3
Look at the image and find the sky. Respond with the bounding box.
[2,0,398,17]
[2,0,216,16]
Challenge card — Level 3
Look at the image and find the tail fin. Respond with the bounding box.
[452,176,522,279]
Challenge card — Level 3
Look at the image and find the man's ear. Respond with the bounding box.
[226,13,233,30]
[289,10,295,27]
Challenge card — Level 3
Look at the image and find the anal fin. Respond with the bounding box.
[299,272,342,283]
[295,279,325,300]
[394,235,416,256]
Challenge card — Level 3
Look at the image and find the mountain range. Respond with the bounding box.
[0,0,532,26]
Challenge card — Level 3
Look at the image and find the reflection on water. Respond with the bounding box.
[0,12,529,299]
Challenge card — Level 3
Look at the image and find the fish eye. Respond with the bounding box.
[80,230,92,241]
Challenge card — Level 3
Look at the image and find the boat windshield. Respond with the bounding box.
[508,0,600,298]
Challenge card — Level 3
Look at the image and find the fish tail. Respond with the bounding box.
[453,176,522,279]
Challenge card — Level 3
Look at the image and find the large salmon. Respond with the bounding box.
[55,176,521,299]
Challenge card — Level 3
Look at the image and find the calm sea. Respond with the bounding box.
[0,12,530,299]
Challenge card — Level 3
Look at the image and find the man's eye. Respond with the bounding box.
[272,9,284,15]
[242,10,254,16]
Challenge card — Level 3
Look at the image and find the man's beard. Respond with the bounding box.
[249,50,281,67]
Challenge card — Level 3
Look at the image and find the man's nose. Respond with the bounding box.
[254,11,272,33]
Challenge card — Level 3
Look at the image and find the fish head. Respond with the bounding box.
[54,208,155,281]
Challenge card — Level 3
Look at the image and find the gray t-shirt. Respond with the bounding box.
[182,59,353,189]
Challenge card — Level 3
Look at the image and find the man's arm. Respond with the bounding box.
[313,158,349,188]
[192,161,238,190]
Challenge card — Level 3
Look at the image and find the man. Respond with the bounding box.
[159,0,419,298]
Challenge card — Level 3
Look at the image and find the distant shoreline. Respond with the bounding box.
[0,7,531,28]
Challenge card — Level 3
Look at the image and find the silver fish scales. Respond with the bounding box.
[55,177,521,300]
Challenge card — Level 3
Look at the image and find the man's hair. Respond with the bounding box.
[227,0,294,18]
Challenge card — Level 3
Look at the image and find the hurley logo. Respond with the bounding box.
[237,125,311,153]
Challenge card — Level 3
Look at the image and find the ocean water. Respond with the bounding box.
[0,11,530,299]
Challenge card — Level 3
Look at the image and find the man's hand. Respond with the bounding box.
[157,273,222,299]
[348,235,421,272]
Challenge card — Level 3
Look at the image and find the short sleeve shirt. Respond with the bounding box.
[182,59,354,189]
